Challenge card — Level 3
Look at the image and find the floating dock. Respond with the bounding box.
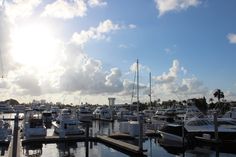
[97,135,146,156]
[22,135,96,144]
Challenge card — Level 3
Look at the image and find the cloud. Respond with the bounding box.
[155,59,179,83]
[227,33,236,44]
[13,73,41,96]
[129,61,150,73]
[154,0,201,16]
[5,0,42,20]
[128,24,137,29]
[42,0,87,19]
[88,0,107,7]
[71,19,121,46]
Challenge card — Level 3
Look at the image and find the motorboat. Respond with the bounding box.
[158,116,236,147]
[93,106,113,121]
[23,110,47,139]
[77,106,93,122]
[52,109,84,136]
[116,109,137,121]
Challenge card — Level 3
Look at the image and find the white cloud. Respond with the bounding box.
[155,59,179,83]
[88,0,107,7]
[227,33,236,44]
[128,24,137,29]
[42,0,87,19]
[154,0,201,16]
[71,19,121,46]
[5,0,42,20]
[129,61,150,73]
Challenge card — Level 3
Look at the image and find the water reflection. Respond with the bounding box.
[0,145,8,156]
[23,143,42,157]
[57,142,77,157]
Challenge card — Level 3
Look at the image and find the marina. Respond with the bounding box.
[1,109,236,157]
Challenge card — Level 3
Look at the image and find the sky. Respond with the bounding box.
[0,0,236,105]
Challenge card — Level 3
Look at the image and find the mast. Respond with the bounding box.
[149,72,151,107]
[137,59,139,112]
[136,59,143,151]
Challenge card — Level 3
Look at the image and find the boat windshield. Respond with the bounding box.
[187,119,213,126]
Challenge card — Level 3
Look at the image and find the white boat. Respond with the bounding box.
[117,109,137,121]
[158,116,236,147]
[93,106,112,121]
[77,106,93,122]
[23,110,47,139]
[0,120,12,143]
[52,109,84,136]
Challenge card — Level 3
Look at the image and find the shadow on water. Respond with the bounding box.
[152,136,236,157]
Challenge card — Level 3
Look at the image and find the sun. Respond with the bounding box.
[10,22,60,70]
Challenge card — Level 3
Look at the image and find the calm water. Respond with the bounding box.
[1,114,236,157]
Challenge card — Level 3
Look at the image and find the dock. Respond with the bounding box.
[22,135,96,145]
[97,135,146,156]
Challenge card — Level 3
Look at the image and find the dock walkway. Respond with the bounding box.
[97,135,145,156]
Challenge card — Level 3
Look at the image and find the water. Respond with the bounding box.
[1,114,236,157]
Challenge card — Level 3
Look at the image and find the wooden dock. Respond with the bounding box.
[22,135,96,145]
[97,135,146,156]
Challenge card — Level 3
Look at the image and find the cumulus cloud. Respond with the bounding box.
[155,59,179,83]
[5,0,42,20]
[59,48,124,94]
[13,73,41,96]
[129,61,150,73]
[88,0,107,7]
[151,59,208,101]
[154,0,201,16]
[227,33,236,44]
[42,0,87,19]
[71,19,121,46]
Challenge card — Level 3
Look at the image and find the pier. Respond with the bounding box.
[97,135,146,156]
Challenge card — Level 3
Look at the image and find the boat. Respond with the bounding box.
[117,109,137,121]
[77,106,93,122]
[93,106,113,121]
[23,110,47,139]
[42,110,53,125]
[158,115,236,147]
[0,119,12,144]
[52,109,84,136]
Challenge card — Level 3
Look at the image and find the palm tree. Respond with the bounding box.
[213,89,224,102]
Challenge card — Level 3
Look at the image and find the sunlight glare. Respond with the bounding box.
[11,23,59,70]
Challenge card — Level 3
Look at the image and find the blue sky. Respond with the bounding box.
[0,0,236,104]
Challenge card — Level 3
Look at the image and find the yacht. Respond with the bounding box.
[93,106,113,121]
[52,109,84,136]
[117,109,137,121]
[23,110,47,139]
[158,116,236,147]
[0,120,12,143]
[77,106,93,122]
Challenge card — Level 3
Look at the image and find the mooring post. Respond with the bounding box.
[12,112,19,157]
[214,112,219,142]
[138,114,143,151]
[85,123,89,157]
